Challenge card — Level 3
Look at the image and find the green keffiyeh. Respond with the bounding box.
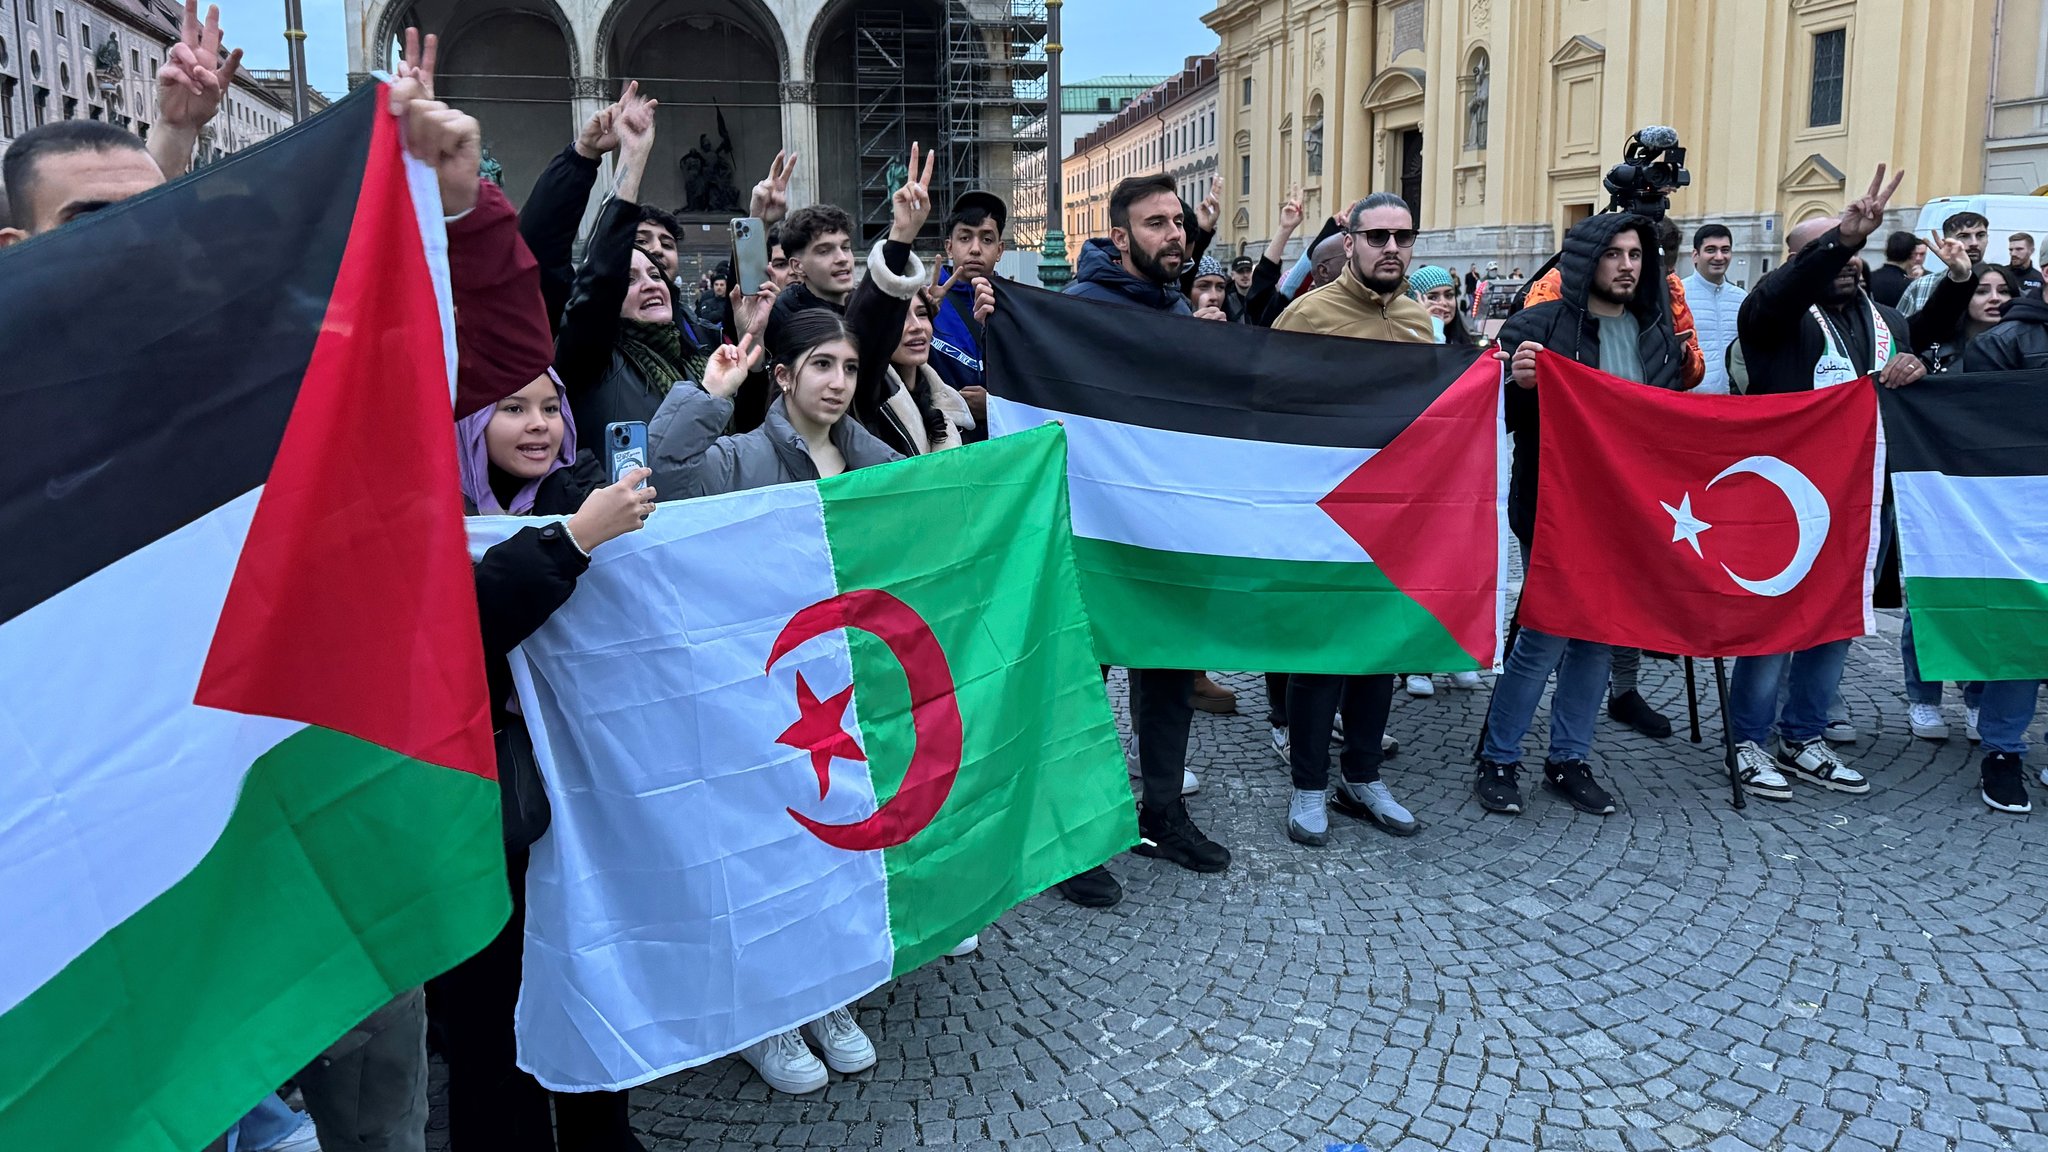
[616,319,705,397]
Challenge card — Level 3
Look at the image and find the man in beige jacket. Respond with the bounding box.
[1269,191,1437,846]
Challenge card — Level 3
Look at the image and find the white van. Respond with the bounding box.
[1912,194,2048,269]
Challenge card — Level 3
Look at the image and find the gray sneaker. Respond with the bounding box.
[1287,788,1328,846]
[1332,777,1420,836]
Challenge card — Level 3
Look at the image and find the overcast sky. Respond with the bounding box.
[207,0,1220,102]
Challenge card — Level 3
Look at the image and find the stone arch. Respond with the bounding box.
[375,0,579,203]
[1360,66,1425,113]
[597,0,788,215]
[806,0,946,240]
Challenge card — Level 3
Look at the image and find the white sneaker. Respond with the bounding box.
[741,1029,828,1094]
[1966,706,1981,743]
[1269,724,1290,764]
[1823,719,1857,744]
[947,934,979,957]
[1909,703,1948,740]
[801,1006,876,1074]
[1778,736,1870,794]
[1450,670,1482,689]
[1733,740,1792,801]
[1181,767,1200,796]
[1404,674,1436,697]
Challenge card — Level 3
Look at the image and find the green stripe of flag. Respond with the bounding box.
[1074,537,1481,675]
[1902,575,2048,682]
[0,727,507,1152]
[818,427,1136,975]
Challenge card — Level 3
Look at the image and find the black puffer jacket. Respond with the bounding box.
[1963,286,2048,370]
[1495,211,1683,545]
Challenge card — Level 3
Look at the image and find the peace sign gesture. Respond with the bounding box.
[158,0,242,133]
[1927,230,1973,280]
[1279,185,1305,232]
[1195,177,1222,233]
[751,150,799,225]
[394,27,437,99]
[890,142,937,244]
[1840,163,1905,245]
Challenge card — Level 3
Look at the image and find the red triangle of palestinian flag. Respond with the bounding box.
[982,282,1506,675]
[0,86,506,1150]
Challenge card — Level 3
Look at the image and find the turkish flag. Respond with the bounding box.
[1519,351,1882,657]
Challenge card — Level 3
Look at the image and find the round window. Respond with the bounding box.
[30,49,41,79]
[60,61,71,90]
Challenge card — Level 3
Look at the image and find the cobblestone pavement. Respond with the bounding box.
[429,612,2048,1152]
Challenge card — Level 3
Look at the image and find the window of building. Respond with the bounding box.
[1809,28,1845,127]
[53,7,63,37]
[25,0,35,23]
[1,81,12,137]
[30,48,40,78]
[58,60,68,89]
[78,19,86,44]
[1239,153,1251,196]
[1241,77,1252,106]
[131,48,139,72]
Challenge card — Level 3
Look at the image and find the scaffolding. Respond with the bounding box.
[941,0,1048,249]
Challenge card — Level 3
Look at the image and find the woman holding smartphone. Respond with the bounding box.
[435,367,659,1152]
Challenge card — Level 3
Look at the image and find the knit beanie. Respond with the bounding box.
[1407,264,1455,294]
[1195,255,1228,281]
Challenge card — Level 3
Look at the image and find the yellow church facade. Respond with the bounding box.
[1204,0,2048,284]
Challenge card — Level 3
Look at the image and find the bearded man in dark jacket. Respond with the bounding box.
[1480,211,1684,819]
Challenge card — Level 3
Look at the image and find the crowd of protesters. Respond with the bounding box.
[2,6,2044,1149]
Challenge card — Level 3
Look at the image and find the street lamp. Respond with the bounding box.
[283,0,309,122]
[1037,0,1070,289]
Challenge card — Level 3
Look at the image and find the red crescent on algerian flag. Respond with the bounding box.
[765,589,964,852]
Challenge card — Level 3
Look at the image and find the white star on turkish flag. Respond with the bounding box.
[1661,492,1711,558]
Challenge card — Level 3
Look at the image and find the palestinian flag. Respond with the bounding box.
[982,282,1507,675]
[466,425,1132,1091]
[1883,370,2048,681]
[0,87,506,1148]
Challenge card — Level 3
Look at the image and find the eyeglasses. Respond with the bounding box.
[1347,228,1418,248]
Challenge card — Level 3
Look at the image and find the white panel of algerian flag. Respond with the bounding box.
[990,397,1376,564]
[466,483,894,1092]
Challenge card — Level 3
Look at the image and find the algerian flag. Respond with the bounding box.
[0,88,505,1148]
[984,282,1508,675]
[1884,370,2048,680]
[468,425,1133,1091]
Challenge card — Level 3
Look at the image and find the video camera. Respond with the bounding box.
[1602,125,1691,219]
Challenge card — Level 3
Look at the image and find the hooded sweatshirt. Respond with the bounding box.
[1496,211,1684,546]
[1063,237,1192,313]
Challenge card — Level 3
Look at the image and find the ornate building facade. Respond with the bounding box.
[1206,0,2030,284]
[1060,55,1216,248]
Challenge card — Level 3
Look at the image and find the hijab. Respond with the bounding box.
[455,368,578,514]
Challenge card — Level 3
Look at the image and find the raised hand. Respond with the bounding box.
[890,142,937,243]
[387,78,481,216]
[1196,177,1222,233]
[157,0,242,133]
[394,27,436,99]
[751,150,798,225]
[1840,163,1905,246]
[1928,230,1972,280]
[576,86,630,160]
[732,286,777,353]
[611,82,659,202]
[703,333,759,399]
[1279,185,1305,232]
[971,276,996,323]
[567,469,658,551]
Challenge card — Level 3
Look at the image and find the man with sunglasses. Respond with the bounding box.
[1268,193,1437,847]
[1480,212,1686,818]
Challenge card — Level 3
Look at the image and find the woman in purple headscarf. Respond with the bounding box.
[441,364,657,1152]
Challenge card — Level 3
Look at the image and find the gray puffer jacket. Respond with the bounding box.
[649,388,903,498]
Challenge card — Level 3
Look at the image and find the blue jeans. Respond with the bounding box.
[1482,627,1612,764]
[1900,612,1985,708]
[1975,680,2043,756]
[1731,640,1851,746]
[229,1094,310,1152]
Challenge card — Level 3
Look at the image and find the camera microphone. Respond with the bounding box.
[1636,125,1680,150]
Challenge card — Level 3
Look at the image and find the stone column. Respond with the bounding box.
[780,81,820,210]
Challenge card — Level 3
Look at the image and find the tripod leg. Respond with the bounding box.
[1713,657,1744,810]
[1685,656,1702,743]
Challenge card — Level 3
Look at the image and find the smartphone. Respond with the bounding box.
[605,421,648,486]
[731,216,769,296]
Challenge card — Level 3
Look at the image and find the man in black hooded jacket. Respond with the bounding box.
[1479,212,1683,819]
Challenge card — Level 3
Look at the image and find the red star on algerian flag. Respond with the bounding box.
[776,671,866,800]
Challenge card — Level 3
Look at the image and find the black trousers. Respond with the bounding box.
[1286,673,1393,791]
[1265,673,1289,727]
[1116,667,1195,810]
[426,849,643,1152]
